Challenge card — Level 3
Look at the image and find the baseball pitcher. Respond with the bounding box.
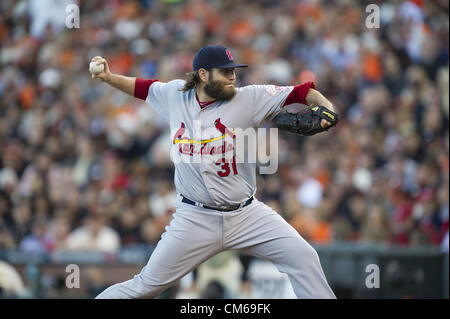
[92,44,338,299]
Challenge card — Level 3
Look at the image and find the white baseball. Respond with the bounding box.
[89,61,104,75]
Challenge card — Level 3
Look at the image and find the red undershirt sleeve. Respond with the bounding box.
[134,78,158,100]
[282,81,316,107]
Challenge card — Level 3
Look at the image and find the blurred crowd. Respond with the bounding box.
[0,0,449,269]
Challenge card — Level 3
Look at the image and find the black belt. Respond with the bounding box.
[181,195,254,212]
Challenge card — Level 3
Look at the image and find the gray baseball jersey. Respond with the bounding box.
[146,79,293,207]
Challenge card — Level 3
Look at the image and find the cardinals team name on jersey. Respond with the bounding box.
[173,118,236,156]
[176,140,234,156]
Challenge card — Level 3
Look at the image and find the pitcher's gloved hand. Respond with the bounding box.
[275,105,339,136]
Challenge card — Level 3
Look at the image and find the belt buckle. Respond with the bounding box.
[224,202,244,211]
[219,206,235,212]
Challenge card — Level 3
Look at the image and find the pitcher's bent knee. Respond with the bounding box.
[282,238,321,266]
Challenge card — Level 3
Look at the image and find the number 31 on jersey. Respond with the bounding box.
[216,156,238,177]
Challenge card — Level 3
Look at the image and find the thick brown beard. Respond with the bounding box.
[204,78,236,101]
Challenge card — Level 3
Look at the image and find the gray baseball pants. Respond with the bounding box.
[96,195,336,299]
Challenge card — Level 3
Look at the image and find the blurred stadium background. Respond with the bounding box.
[0,0,448,299]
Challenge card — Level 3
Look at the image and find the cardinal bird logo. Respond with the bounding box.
[173,122,194,156]
[214,118,235,139]
[173,122,186,144]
